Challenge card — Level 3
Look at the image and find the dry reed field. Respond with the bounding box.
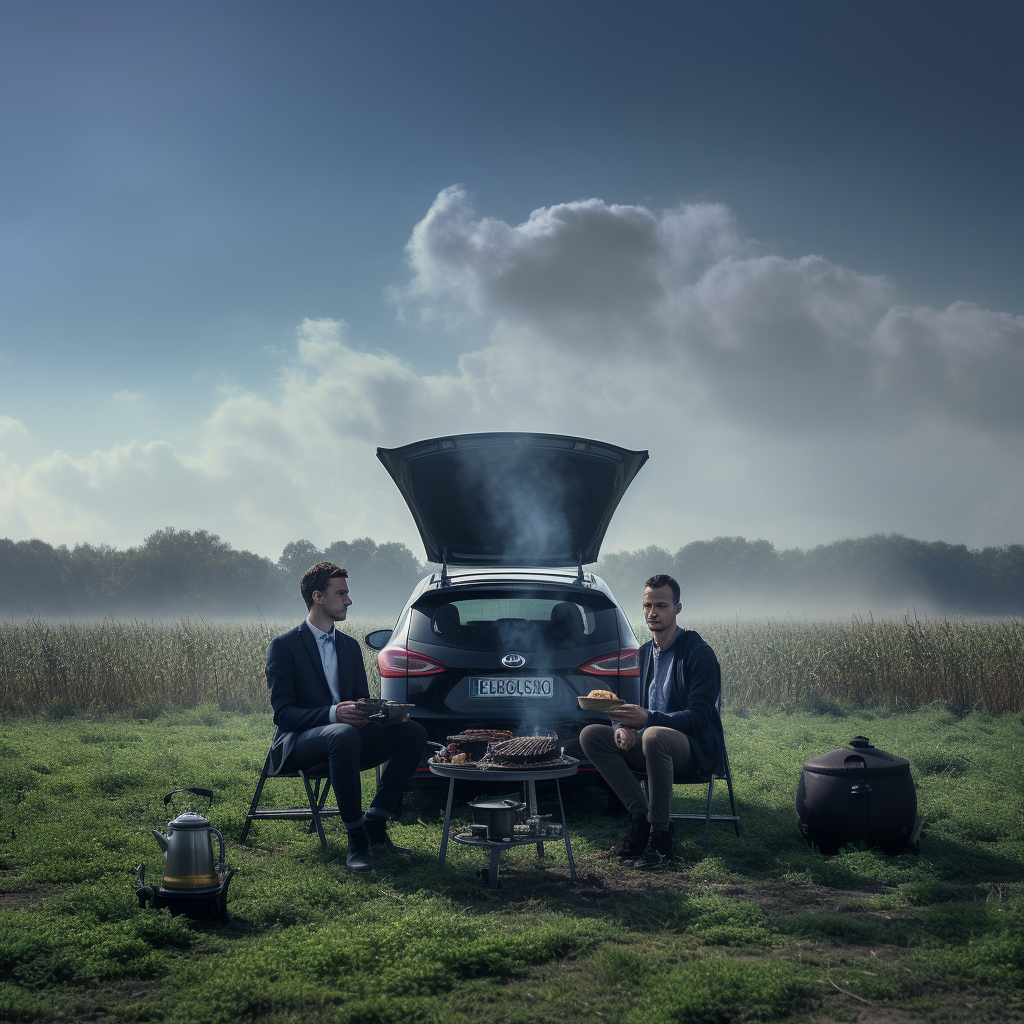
[0,615,1020,717]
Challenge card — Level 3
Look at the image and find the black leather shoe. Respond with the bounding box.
[364,816,413,856]
[636,828,674,868]
[345,826,374,873]
[597,812,650,860]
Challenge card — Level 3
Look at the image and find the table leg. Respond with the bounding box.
[555,780,577,881]
[487,845,502,889]
[438,777,455,872]
[527,780,544,857]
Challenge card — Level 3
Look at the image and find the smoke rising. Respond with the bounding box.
[453,443,573,566]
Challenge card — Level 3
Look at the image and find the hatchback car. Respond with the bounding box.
[365,431,648,785]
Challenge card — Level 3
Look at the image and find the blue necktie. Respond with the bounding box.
[320,630,340,702]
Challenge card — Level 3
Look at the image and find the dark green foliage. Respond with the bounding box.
[628,957,818,1024]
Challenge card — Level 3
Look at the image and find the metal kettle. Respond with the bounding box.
[152,788,225,891]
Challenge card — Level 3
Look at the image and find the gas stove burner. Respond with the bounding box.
[134,863,234,922]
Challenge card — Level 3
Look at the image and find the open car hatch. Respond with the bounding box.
[376,432,648,567]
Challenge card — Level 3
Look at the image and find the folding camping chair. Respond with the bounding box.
[639,741,741,850]
[239,744,340,851]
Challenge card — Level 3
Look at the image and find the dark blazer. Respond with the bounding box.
[265,621,371,774]
[638,628,726,778]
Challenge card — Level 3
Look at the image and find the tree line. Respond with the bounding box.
[0,529,422,619]
[0,528,1021,619]
[596,535,1024,617]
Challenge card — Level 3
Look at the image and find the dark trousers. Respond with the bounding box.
[580,723,694,830]
[289,719,428,825]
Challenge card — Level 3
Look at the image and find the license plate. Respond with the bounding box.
[469,677,554,698]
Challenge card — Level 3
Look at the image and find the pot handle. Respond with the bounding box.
[164,787,214,809]
[209,827,226,873]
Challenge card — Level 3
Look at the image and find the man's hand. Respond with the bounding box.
[614,727,638,751]
[606,703,648,728]
[335,702,370,728]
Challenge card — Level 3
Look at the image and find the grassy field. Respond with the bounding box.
[1,705,1022,1024]
[1,614,1021,717]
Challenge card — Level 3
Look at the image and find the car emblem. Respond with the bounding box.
[502,653,526,669]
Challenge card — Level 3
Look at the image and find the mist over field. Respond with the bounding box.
[2,528,1020,623]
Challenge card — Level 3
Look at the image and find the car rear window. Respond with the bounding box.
[409,591,620,651]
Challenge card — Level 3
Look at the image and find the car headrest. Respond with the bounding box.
[432,604,462,635]
[549,601,584,641]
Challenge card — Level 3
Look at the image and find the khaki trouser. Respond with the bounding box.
[579,724,693,831]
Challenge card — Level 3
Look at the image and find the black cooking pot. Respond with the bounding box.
[795,736,917,855]
[468,795,526,841]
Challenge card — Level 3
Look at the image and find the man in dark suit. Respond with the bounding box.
[265,561,427,873]
[580,573,725,867]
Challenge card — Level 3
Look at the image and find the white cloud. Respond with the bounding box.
[113,390,145,405]
[0,415,29,441]
[2,189,1022,558]
[394,186,1024,435]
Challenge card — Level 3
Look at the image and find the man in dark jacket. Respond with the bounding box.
[265,561,426,873]
[580,573,725,865]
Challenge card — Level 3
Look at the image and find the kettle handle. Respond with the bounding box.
[209,826,226,874]
[163,788,214,810]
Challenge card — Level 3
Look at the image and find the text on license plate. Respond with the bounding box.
[469,677,554,698]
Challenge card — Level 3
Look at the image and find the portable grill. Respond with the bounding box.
[478,735,560,768]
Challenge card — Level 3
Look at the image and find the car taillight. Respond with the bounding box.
[578,648,640,677]
[377,647,447,677]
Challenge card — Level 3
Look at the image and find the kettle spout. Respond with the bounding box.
[152,829,170,853]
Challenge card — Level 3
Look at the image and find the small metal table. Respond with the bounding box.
[429,761,579,888]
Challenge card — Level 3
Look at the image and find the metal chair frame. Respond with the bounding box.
[239,747,340,851]
[638,742,741,850]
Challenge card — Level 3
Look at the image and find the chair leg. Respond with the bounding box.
[702,777,716,850]
[300,772,329,851]
[306,778,320,835]
[316,777,333,811]
[723,748,740,836]
[239,755,273,845]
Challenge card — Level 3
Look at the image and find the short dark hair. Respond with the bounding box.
[645,573,680,604]
[300,561,348,610]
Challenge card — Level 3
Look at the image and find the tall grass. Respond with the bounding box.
[0,618,388,717]
[0,614,1020,717]
[694,615,1024,715]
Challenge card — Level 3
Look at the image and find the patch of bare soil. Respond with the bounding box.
[815,984,1024,1024]
[0,886,59,908]
[810,999,924,1024]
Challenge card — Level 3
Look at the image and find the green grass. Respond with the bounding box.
[1,706,1022,1023]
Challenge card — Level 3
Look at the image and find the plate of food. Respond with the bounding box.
[577,688,626,711]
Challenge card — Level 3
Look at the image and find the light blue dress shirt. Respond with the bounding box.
[306,618,342,724]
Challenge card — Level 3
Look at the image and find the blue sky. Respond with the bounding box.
[2,0,1022,561]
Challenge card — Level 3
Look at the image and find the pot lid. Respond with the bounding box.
[468,796,523,810]
[802,736,911,778]
[376,432,648,567]
[168,810,213,830]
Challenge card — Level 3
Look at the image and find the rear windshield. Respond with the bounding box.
[409,590,619,651]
